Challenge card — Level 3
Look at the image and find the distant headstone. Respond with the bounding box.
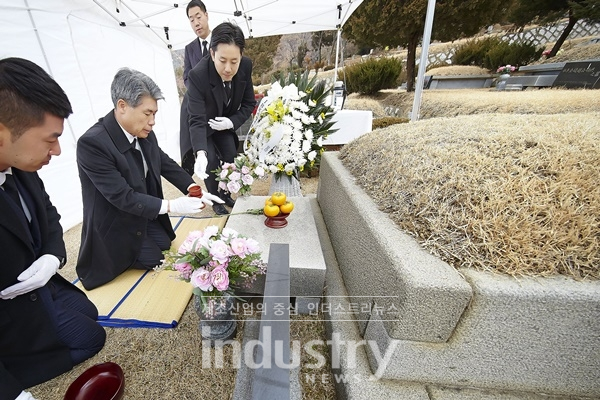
[552,60,600,89]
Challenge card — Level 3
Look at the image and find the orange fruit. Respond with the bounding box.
[263,203,280,217]
[279,201,294,214]
[270,191,287,206]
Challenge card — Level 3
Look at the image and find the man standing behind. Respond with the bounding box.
[0,57,105,400]
[187,22,256,215]
[180,0,211,175]
[76,68,221,291]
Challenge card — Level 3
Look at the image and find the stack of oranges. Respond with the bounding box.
[263,192,294,217]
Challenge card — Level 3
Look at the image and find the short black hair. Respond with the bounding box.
[210,22,245,54]
[0,57,72,138]
[186,0,207,16]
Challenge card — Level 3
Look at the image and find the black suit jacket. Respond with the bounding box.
[183,38,202,88]
[76,111,194,290]
[185,55,256,156]
[0,169,75,397]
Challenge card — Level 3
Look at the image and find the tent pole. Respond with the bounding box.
[334,28,341,82]
[410,0,436,122]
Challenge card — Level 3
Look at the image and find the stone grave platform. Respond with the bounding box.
[226,196,326,308]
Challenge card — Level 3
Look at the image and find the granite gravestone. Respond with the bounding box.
[552,60,600,89]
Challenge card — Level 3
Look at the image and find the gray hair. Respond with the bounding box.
[110,68,164,107]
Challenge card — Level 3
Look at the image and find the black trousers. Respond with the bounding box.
[137,219,171,268]
[40,279,106,365]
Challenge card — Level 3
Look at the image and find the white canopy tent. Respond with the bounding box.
[0,0,363,230]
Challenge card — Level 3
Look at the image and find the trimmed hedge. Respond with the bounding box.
[372,116,409,130]
[453,37,543,71]
[343,57,402,95]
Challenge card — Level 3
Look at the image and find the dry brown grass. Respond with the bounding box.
[372,88,600,120]
[537,42,600,64]
[426,65,490,76]
[340,107,600,280]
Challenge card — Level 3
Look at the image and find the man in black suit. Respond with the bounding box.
[0,57,105,400]
[187,22,256,215]
[76,68,222,290]
[180,0,211,176]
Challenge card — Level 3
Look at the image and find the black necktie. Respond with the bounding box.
[3,174,24,212]
[131,139,145,177]
[202,40,208,58]
[224,81,232,105]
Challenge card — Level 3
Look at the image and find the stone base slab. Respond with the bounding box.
[227,196,326,298]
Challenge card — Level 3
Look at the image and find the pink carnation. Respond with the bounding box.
[230,237,248,257]
[190,268,213,291]
[202,225,219,239]
[210,266,230,291]
[229,171,241,182]
[242,174,254,185]
[221,227,238,240]
[210,240,231,264]
[245,238,260,254]
[178,230,205,253]
[174,262,193,280]
[227,180,241,194]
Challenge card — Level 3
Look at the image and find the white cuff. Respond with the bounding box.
[159,199,169,215]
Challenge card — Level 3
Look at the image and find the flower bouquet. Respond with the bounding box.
[214,154,265,196]
[497,64,517,75]
[243,71,337,182]
[161,226,266,312]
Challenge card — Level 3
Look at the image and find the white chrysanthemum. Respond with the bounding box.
[301,114,311,125]
[297,102,309,112]
[284,163,297,174]
[316,136,323,146]
[304,129,314,142]
[308,150,317,161]
[302,139,311,153]
[267,82,284,99]
[282,83,300,100]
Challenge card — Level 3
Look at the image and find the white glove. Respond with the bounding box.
[0,254,60,300]
[208,117,233,131]
[194,151,208,180]
[169,196,205,214]
[200,192,225,206]
[16,391,38,400]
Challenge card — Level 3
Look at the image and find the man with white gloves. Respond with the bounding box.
[187,22,256,215]
[1,57,105,400]
[76,68,223,290]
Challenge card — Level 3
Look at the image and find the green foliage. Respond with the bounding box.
[344,57,403,95]
[453,37,502,67]
[245,35,282,83]
[372,117,409,130]
[571,0,600,21]
[484,41,543,70]
[453,37,543,70]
